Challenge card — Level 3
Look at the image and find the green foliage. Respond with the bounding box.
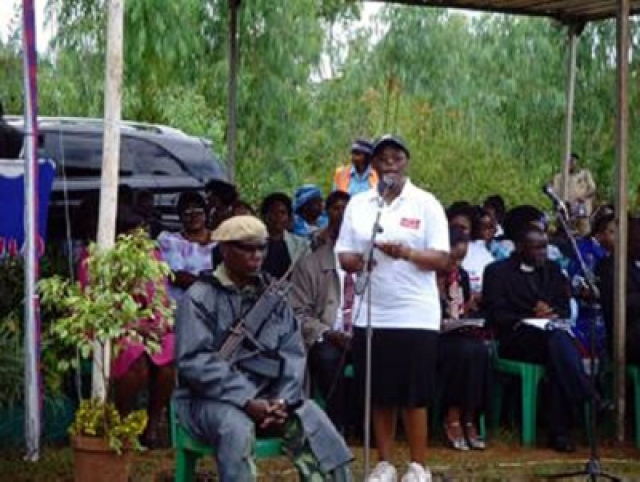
[0,253,72,407]
[4,3,640,206]
[70,399,147,454]
[39,229,173,380]
[0,324,23,409]
[0,322,68,408]
[39,229,173,452]
[0,257,23,325]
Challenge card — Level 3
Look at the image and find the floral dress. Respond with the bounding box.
[157,231,216,300]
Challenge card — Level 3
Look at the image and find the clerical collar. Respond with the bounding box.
[520,263,536,273]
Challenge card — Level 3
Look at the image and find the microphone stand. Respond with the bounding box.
[546,202,620,482]
[356,195,385,478]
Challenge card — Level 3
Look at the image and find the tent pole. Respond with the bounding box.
[22,0,41,462]
[561,24,579,200]
[93,0,124,401]
[227,0,240,182]
[614,0,630,444]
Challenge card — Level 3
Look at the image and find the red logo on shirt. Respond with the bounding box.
[400,218,420,229]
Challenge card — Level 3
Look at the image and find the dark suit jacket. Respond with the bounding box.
[483,256,571,337]
[483,256,571,363]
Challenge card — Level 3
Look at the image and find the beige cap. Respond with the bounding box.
[211,215,268,243]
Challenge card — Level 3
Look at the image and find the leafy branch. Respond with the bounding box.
[39,229,174,452]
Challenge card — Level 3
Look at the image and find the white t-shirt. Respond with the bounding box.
[335,179,449,331]
[462,240,495,294]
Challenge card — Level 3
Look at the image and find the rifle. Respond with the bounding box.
[216,247,307,379]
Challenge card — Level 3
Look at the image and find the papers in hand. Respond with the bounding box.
[521,318,572,332]
[441,318,485,333]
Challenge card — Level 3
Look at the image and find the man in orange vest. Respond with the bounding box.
[333,139,378,196]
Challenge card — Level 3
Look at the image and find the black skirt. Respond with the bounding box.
[438,332,492,414]
[352,327,438,408]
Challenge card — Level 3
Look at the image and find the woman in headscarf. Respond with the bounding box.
[293,185,327,238]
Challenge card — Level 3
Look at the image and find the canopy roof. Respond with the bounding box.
[372,0,640,23]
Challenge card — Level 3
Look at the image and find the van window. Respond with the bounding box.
[43,131,133,176]
[124,137,188,176]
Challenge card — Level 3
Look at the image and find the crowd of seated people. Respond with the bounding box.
[70,138,634,467]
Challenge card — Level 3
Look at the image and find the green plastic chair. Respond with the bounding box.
[493,358,545,447]
[628,365,640,449]
[170,401,283,482]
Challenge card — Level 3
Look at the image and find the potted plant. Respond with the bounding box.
[39,229,173,482]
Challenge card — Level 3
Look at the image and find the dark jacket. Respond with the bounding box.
[289,242,340,349]
[174,271,352,471]
[483,256,571,337]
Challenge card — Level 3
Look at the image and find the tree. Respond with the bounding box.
[3,2,637,207]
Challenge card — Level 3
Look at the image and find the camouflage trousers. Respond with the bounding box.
[237,417,352,482]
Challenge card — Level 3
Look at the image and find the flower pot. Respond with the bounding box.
[72,435,132,482]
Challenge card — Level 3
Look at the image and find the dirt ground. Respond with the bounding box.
[3,439,640,482]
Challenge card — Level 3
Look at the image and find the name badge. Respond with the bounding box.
[400,217,420,229]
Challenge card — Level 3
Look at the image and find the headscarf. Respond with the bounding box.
[294,185,323,213]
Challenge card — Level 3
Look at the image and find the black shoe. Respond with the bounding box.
[549,435,576,453]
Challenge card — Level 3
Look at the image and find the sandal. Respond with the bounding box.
[444,421,469,451]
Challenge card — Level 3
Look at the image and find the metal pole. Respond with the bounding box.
[363,281,372,477]
[22,0,41,462]
[227,0,240,181]
[561,25,578,201]
[614,0,630,444]
[93,0,124,401]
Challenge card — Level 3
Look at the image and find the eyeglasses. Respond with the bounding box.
[182,208,205,217]
[230,241,268,253]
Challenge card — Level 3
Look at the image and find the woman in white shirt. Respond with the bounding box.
[336,135,449,482]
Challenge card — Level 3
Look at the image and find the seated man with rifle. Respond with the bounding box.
[174,215,353,482]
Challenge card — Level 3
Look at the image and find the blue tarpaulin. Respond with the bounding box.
[0,159,55,257]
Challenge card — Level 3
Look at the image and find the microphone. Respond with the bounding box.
[377,175,396,205]
[377,177,389,196]
[542,185,568,216]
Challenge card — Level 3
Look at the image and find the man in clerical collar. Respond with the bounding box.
[174,215,352,481]
[483,224,596,453]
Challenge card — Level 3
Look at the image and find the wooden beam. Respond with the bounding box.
[94,0,124,400]
[369,0,640,23]
[227,0,240,182]
[614,0,630,444]
[561,25,579,201]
